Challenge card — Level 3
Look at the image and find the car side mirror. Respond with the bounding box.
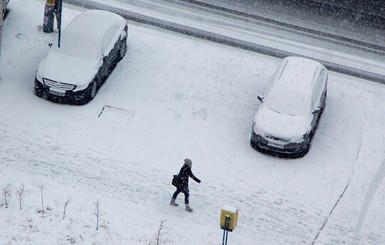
[257,95,264,103]
[48,43,53,48]
[312,108,321,114]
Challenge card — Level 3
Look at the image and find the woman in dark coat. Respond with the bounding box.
[170,158,201,212]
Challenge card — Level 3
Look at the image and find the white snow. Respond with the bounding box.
[56,9,125,59]
[1,0,385,244]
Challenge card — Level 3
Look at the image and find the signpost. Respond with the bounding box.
[220,207,238,245]
[57,0,62,47]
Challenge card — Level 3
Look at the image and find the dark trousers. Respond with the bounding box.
[172,188,189,204]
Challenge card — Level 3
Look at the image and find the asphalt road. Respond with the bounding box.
[175,0,385,48]
[64,0,385,84]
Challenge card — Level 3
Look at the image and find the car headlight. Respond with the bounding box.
[251,123,268,144]
[252,123,264,135]
[35,71,43,83]
[289,132,310,144]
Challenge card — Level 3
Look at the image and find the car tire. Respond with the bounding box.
[296,146,310,158]
[80,80,98,105]
[34,82,44,98]
[34,89,44,98]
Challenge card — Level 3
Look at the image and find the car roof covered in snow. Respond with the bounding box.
[52,10,126,60]
[275,56,323,92]
[264,56,325,115]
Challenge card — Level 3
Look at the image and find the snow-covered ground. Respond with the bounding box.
[1,0,385,244]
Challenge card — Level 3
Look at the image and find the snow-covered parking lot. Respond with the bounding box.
[1,0,385,244]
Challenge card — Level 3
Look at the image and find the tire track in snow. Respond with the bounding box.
[310,95,365,245]
[353,158,385,243]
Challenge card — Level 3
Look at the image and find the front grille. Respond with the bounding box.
[265,134,290,142]
[43,78,75,91]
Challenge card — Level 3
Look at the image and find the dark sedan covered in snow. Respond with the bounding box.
[35,10,128,104]
[250,56,328,157]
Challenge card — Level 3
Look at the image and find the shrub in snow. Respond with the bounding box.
[149,220,170,245]
[2,184,11,208]
[16,184,25,210]
[63,198,71,219]
[39,184,45,217]
[92,200,103,231]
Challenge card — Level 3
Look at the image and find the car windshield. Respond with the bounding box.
[264,87,311,116]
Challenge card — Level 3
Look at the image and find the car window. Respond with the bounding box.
[312,69,326,108]
[102,27,119,55]
[264,85,311,116]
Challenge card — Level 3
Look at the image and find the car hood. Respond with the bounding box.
[38,51,100,87]
[254,104,312,140]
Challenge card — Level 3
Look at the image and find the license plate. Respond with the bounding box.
[268,142,284,149]
[49,89,65,97]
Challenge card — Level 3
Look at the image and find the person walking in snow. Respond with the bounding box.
[170,158,201,212]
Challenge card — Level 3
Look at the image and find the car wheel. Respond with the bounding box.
[80,80,98,105]
[34,82,44,98]
[296,146,310,158]
[34,88,44,98]
[90,80,97,99]
[118,39,127,60]
[321,90,327,108]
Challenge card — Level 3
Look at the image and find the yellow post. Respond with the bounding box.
[220,207,238,232]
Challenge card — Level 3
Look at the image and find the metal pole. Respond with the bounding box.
[222,216,230,245]
[222,228,226,245]
[57,0,63,47]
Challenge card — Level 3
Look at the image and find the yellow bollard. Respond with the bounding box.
[220,207,238,232]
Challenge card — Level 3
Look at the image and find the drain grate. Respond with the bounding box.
[98,105,136,125]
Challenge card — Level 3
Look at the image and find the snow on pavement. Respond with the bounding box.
[1,0,385,244]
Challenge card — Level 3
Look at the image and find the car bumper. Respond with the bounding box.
[34,78,87,103]
[250,131,310,157]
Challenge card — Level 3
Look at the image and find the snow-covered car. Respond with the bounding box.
[34,10,128,104]
[250,56,328,157]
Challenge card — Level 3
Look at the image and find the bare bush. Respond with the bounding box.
[63,198,71,219]
[39,184,45,217]
[149,220,169,245]
[16,184,25,210]
[92,200,103,231]
[2,184,11,208]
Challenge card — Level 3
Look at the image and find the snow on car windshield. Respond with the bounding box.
[264,58,318,116]
[264,88,311,116]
